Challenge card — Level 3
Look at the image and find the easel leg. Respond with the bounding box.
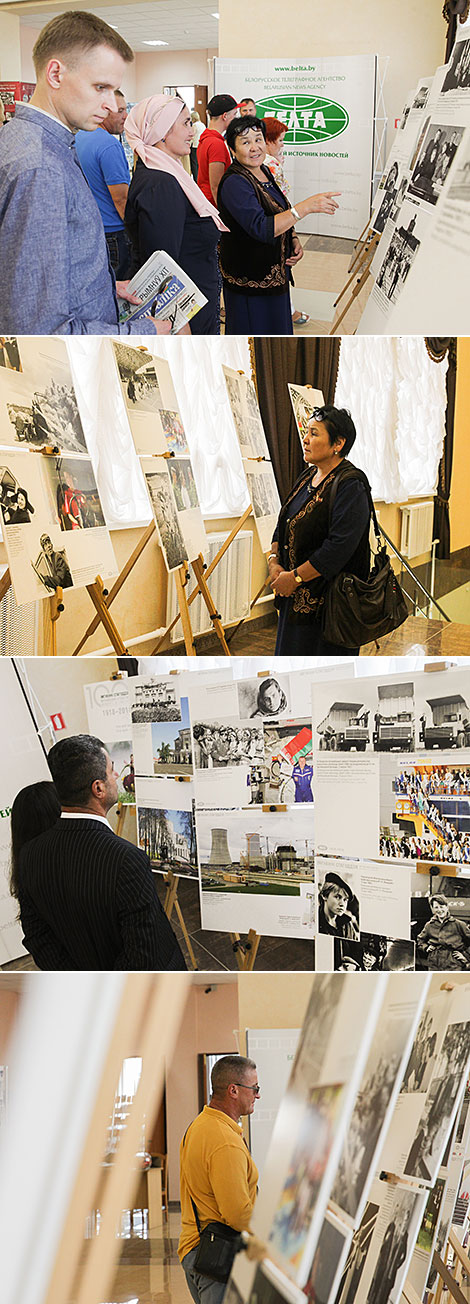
[0,568,12,604]
[163,871,198,970]
[174,565,196,655]
[86,576,127,655]
[230,930,261,971]
[73,522,156,656]
[115,803,126,839]
[151,507,253,655]
[192,555,230,656]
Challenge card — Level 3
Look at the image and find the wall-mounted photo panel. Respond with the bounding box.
[287,384,324,444]
[329,973,429,1226]
[381,984,470,1188]
[141,454,206,568]
[222,365,270,459]
[112,343,188,455]
[411,871,470,969]
[135,776,197,878]
[0,337,88,455]
[196,807,315,939]
[243,460,281,555]
[0,451,117,605]
[84,677,135,804]
[130,675,184,777]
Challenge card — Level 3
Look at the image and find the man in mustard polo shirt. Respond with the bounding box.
[179,1054,260,1304]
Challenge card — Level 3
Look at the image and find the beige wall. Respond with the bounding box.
[0,989,19,1060]
[0,13,22,80]
[166,981,240,1199]
[19,24,38,84]
[238,973,313,1055]
[219,0,446,136]
[134,48,216,101]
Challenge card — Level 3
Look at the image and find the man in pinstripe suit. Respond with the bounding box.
[16,735,187,971]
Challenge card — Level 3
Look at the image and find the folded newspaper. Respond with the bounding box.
[119,250,207,332]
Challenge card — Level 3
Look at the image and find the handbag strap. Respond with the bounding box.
[183,1124,202,1234]
[328,463,381,546]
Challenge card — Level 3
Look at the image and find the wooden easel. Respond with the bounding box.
[229,930,261,970]
[0,565,127,655]
[415,1226,470,1304]
[329,231,381,335]
[163,870,197,970]
[115,802,198,971]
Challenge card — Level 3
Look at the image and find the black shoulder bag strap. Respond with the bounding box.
[328,464,381,547]
[183,1125,202,1232]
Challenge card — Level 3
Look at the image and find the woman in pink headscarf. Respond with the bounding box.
[124,95,227,334]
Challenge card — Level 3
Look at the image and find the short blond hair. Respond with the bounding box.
[33,11,133,75]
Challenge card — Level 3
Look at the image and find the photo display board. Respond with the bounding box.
[227,972,470,1304]
[222,366,281,557]
[287,384,325,444]
[311,666,470,972]
[358,35,470,334]
[0,337,117,605]
[112,341,207,570]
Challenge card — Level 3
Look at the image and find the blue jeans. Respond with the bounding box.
[182,1247,227,1304]
[105,227,131,279]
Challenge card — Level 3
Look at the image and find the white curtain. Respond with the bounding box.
[66,336,251,530]
[334,337,448,503]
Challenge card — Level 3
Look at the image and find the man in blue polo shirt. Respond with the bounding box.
[75,89,131,278]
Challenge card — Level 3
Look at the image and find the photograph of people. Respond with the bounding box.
[33,532,73,590]
[238,675,289,719]
[268,406,372,654]
[1,485,35,525]
[318,870,360,940]
[217,115,340,335]
[416,894,470,970]
[124,95,226,335]
[366,1202,413,1304]
[292,753,313,803]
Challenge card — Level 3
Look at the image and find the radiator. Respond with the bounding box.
[166,530,253,644]
[400,500,435,558]
[0,573,37,655]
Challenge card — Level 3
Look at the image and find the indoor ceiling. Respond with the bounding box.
[15,0,219,53]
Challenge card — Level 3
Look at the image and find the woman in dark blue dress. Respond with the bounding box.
[125,95,227,335]
[269,406,372,655]
[218,116,340,335]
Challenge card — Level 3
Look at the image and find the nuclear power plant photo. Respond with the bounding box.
[197,810,315,894]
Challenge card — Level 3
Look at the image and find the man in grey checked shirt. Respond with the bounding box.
[0,11,171,337]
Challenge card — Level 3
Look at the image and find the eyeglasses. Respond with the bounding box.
[234,1083,260,1094]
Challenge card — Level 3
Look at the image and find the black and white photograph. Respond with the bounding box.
[0,467,35,525]
[373,185,397,234]
[317,866,360,941]
[137,800,197,878]
[376,215,421,303]
[0,337,21,371]
[411,878,470,971]
[365,1189,418,1304]
[43,455,106,531]
[408,122,464,206]
[400,1000,445,1095]
[412,83,431,112]
[113,342,163,413]
[304,1212,351,1304]
[168,457,199,511]
[316,699,371,752]
[333,936,415,972]
[237,675,291,721]
[131,678,180,723]
[32,533,73,591]
[330,984,419,1221]
[145,468,187,571]
[448,134,470,201]
[197,807,314,894]
[336,1202,379,1304]
[290,975,343,1096]
[245,466,280,519]
[223,366,268,458]
[0,364,87,455]
[192,720,264,768]
[441,37,470,94]
[248,1263,303,1304]
[404,1020,470,1181]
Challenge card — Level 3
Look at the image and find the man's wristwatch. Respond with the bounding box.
[293,568,303,585]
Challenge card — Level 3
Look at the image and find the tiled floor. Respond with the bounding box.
[291,234,373,335]
[153,876,314,972]
[76,1208,189,1304]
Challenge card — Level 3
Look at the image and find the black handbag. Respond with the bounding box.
[190,1198,242,1282]
[322,467,408,647]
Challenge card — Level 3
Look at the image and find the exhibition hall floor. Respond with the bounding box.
[288,234,372,335]
[99,1208,191,1304]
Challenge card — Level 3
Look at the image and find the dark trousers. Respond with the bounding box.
[105,228,131,280]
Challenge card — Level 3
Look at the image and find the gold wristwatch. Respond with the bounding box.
[293,568,302,585]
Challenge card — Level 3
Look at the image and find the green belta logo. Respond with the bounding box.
[256,94,349,143]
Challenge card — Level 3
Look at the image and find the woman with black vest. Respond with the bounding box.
[217,116,340,335]
[269,406,372,655]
